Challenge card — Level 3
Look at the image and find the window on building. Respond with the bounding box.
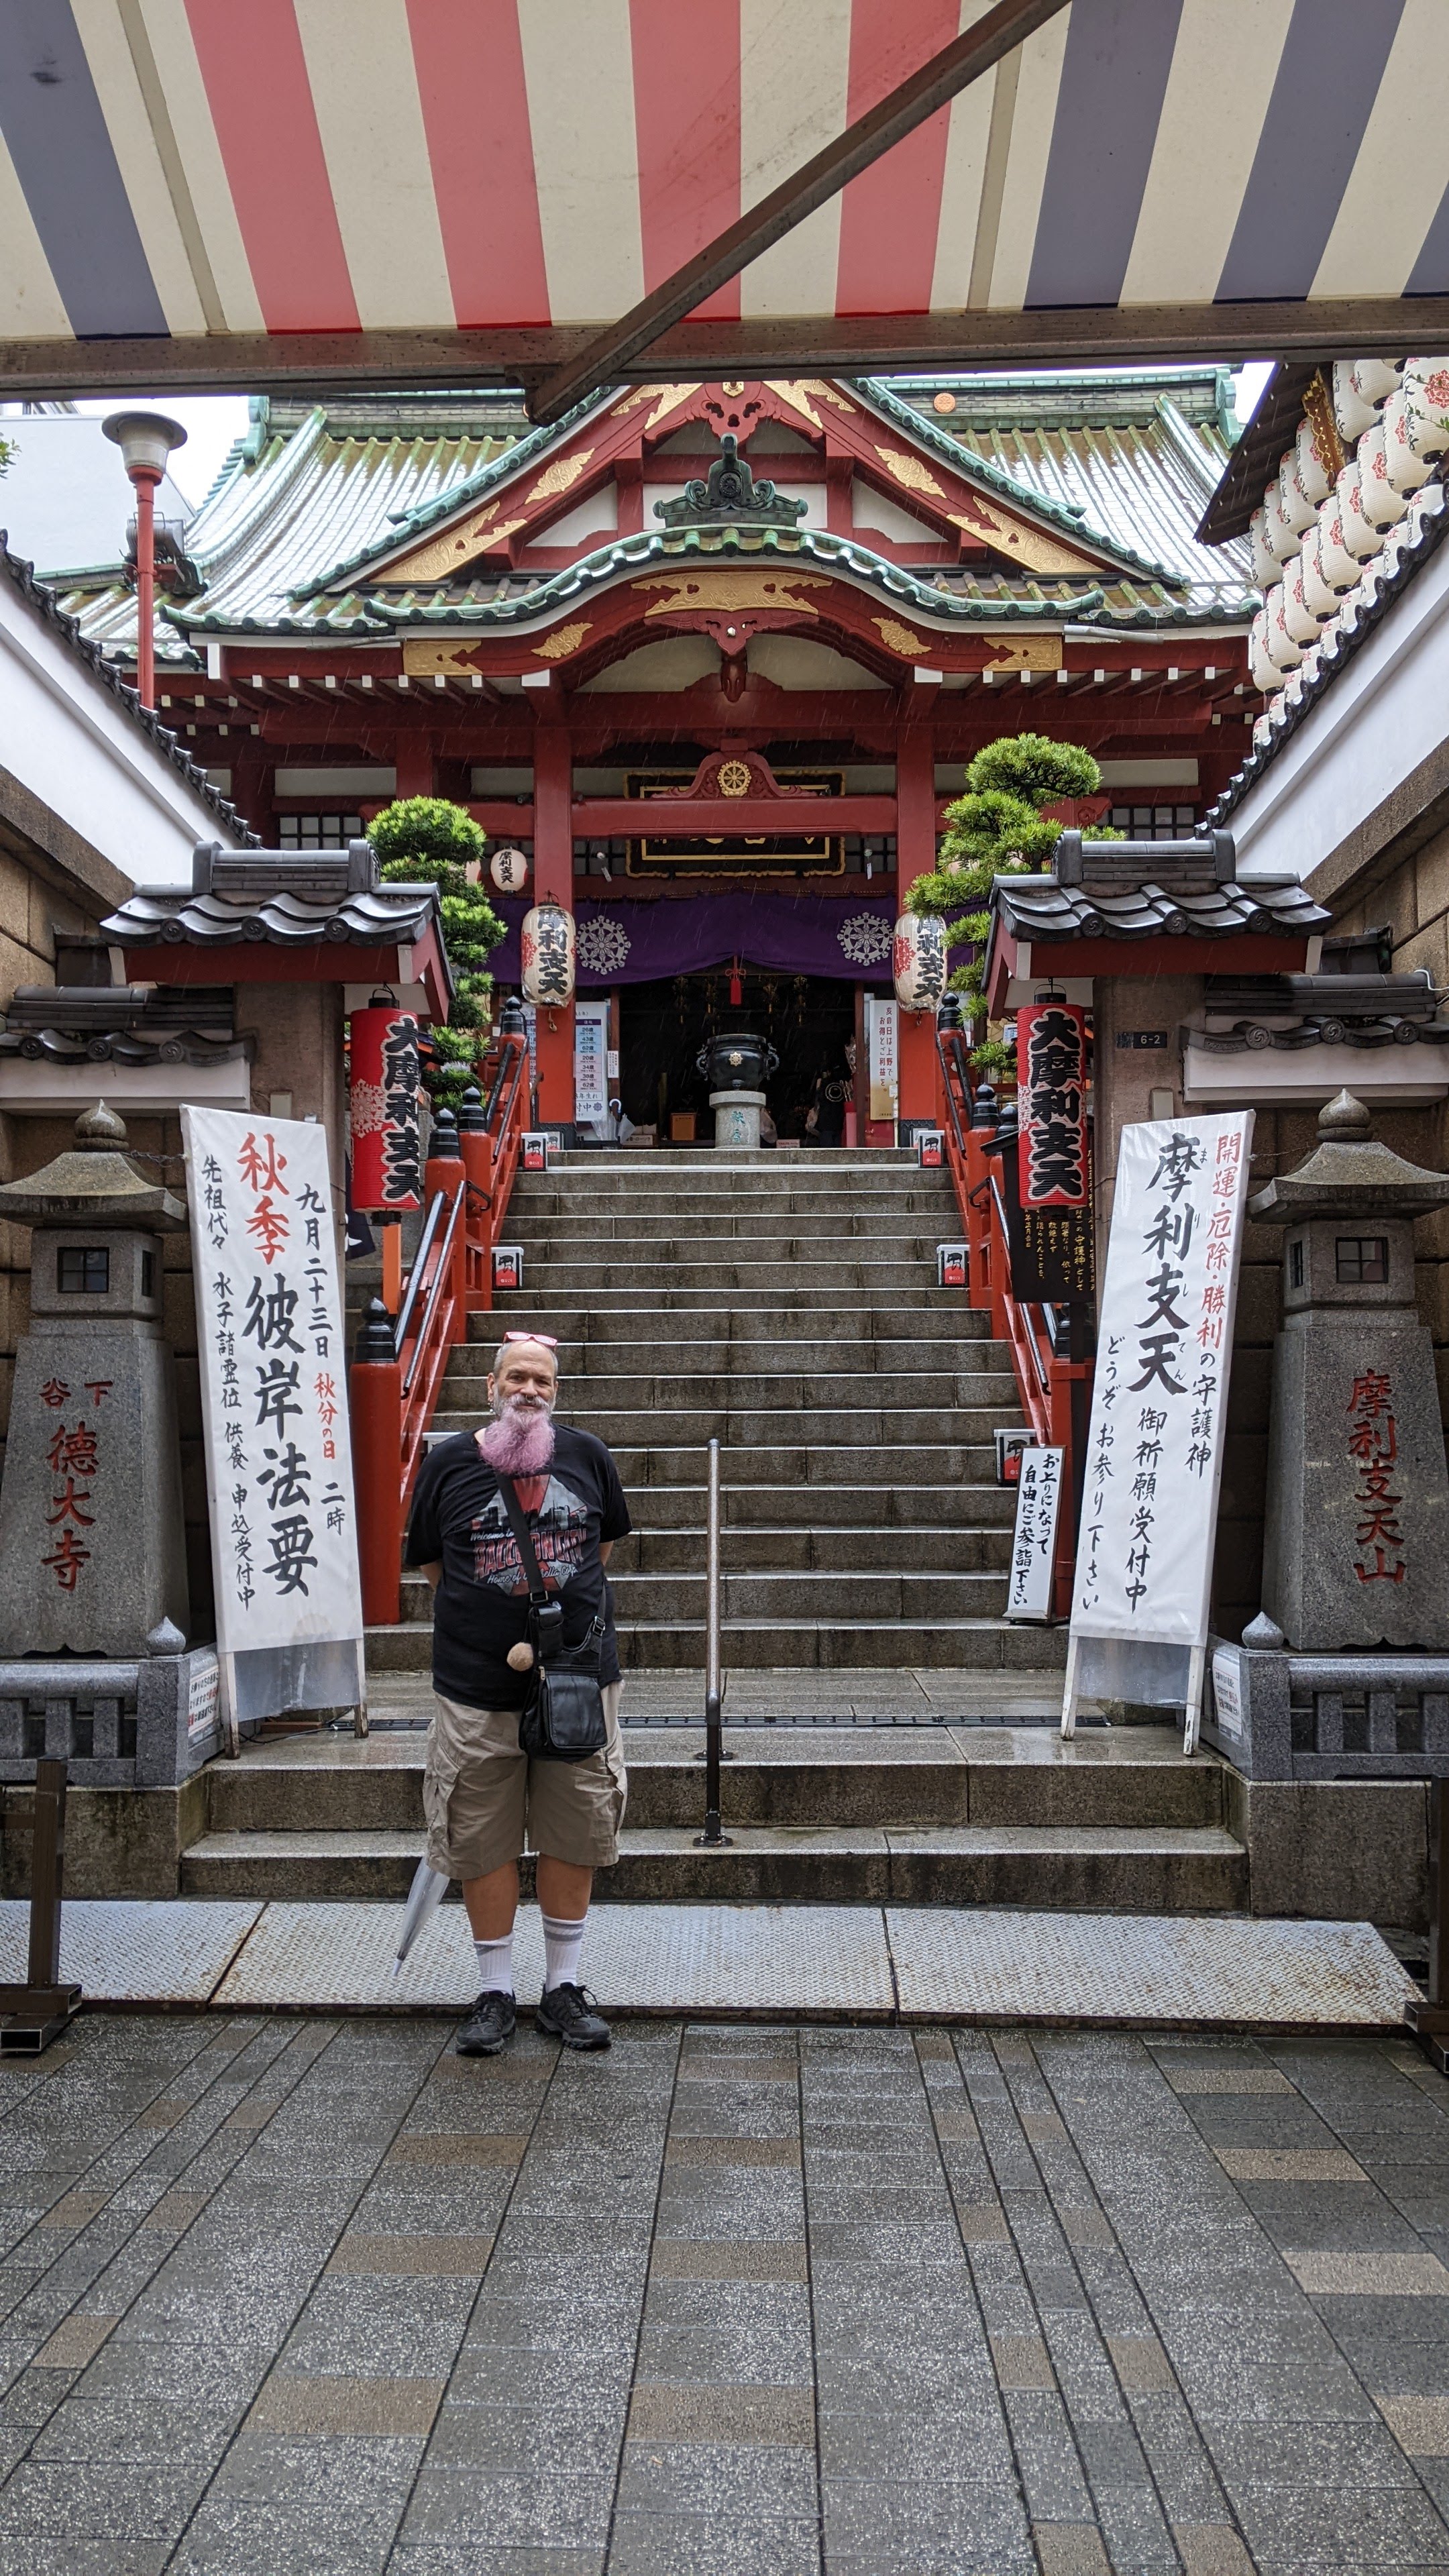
[58,1247,109,1293]
[1108,804,1198,839]
[1335,1237,1389,1285]
[278,812,364,849]
[1289,1239,1304,1289]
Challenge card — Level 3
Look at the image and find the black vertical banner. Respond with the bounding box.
[1016,1002,1093,1304]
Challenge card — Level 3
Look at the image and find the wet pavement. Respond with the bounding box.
[1,2011,1449,2573]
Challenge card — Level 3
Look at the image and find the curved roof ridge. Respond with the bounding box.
[853,377,1178,583]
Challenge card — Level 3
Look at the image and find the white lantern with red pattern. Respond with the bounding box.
[893,914,947,1015]
[521,901,576,1007]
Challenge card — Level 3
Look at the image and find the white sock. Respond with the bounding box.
[541,1911,586,1992]
[474,1934,514,1996]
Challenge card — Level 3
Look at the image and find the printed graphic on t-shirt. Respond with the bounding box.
[469,1475,588,1596]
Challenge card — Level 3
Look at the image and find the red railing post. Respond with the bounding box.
[350,1295,404,1625]
[457,1083,492,1315]
[423,1110,468,1348]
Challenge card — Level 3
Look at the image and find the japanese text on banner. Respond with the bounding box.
[1071,1112,1253,1648]
[182,1108,363,1656]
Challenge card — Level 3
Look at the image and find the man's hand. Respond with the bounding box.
[420,1560,443,1592]
[600,1542,614,1568]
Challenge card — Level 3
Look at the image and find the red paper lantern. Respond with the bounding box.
[350,1006,422,1210]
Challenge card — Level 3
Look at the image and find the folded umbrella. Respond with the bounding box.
[394,1857,449,1975]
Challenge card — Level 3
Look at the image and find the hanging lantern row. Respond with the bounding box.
[892,912,947,1014]
[521,900,576,1007]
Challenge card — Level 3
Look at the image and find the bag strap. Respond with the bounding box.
[495,1474,549,1607]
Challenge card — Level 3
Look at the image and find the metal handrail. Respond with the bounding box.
[696,1435,729,1848]
[402,1180,466,1398]
[392,1189,445,1359]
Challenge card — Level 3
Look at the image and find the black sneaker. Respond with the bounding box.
[455,1991,516,2055]
[535,1984,610,2051]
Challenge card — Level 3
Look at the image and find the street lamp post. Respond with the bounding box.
[101,411,186,712]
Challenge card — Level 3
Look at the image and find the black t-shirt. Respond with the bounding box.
[405,1427,631,1711]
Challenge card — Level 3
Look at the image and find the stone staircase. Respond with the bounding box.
[180,1148,1248,1911]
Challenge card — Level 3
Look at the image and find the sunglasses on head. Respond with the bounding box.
[501,1330,559,1348]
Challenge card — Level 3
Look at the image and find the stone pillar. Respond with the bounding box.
[531,718,576,1128]
[1252,1090,1449,1650]
[894,722,940,1134]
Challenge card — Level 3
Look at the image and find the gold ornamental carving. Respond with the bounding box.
[610,384,699,425]
[981,634,1064,672]
[633,570,828,616]
[384,500,527,584]
[875,446,947,499]
[531,621,592,660]
[872,617,929,657]
[949,507,1096,576]
[768,381,857,429]
[717,759,751,797]
[524,448,595,506]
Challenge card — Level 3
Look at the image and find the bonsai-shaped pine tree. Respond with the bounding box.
[905,733,1110,1070]
[369,798,506,1084]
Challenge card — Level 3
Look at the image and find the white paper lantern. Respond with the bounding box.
[1248,609,1281,694]
[1261,476,1301,565]
[1356,422,1413,525]
[893,914,947,1015]
[1279,556,1323,647]
[1337,456,1395,557]
[1263,584,1305,674]
[1333,359,1383,441]
[1299,521,1352,619]
[1247,505,1279,591]
[490,845,529,894]
[1381,378,1449,492]
[1276,447,1318,538]
[521,901,576,1007]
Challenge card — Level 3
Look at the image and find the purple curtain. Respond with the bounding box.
[488,892,904,987]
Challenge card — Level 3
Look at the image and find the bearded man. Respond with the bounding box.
[405,1332,631,2055]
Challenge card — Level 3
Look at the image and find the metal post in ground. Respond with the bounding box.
[1407,1778,1449,2058]
[696,1436,731,1847]
[0,1758,82,2055]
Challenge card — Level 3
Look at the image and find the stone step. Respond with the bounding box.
[433,1407,1021,1450]
[398,1566,1012,1623]
[207,1725,1223,1837]
[440,1368,1020,1410]
[365,1616,1068,1673]
[507,1212,961,1244]
[589,1442,1011,1487]
[600,1483,1020,1531]
[496,1260,956,1293]
[468,1307,991,1345]
[180,1824,1244,1911]
[592,1526,1015,1574]
[493,1287,971,1313]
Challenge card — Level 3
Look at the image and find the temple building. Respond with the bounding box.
[59,367,1258,1138]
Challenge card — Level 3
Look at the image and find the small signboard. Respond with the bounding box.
[995,1426,1037,1487]
[917,1128,943,1169]
[492,1243,524,1291]
[522,1132,549,1171]
[186,1649,221,1746]
[937,1242,968,1289]
[1210,1645,1244,1742]
[1006,1446,1064,1621]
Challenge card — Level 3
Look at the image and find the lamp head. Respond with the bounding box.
[102,410,187,483]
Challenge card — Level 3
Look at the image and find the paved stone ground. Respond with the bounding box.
[3,2015,1449,2573]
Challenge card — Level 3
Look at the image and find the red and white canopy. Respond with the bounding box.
[1,0,1446,401]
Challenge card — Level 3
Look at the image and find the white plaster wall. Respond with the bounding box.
[0,577,244,889]
[1228,539,1449,886]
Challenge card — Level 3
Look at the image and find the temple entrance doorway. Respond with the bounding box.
[617,971,857,1144]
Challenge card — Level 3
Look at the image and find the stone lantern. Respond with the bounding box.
[0,1103,190,1658]
[1250,1089,1449,1651]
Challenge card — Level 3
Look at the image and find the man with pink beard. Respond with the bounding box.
[405,1332,631,2053]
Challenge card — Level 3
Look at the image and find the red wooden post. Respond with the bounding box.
[895,722,940,1131]
[350,1297,403,1625]
[423,1128,469,1347]
[532,719,576,1127]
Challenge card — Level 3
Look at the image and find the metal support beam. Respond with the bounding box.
[527,0,1071,424]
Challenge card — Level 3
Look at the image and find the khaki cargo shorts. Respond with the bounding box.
[423,1683,627,1879]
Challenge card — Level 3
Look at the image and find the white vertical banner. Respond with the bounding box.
[867,995,898,1122]
[182,1108,364,1724]
[1064,1112,1254,1749]
[1006,1446,1063,1621]
[574,999,610,1127]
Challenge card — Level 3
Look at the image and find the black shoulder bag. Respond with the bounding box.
[495,1474,608,1761]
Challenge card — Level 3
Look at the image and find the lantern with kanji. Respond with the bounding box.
[490,845,529,894]
[521,902,576,1008]
[349,1003,422,1210]
[893,913,947,1014]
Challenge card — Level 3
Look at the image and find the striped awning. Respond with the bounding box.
[2,0,1448,406]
